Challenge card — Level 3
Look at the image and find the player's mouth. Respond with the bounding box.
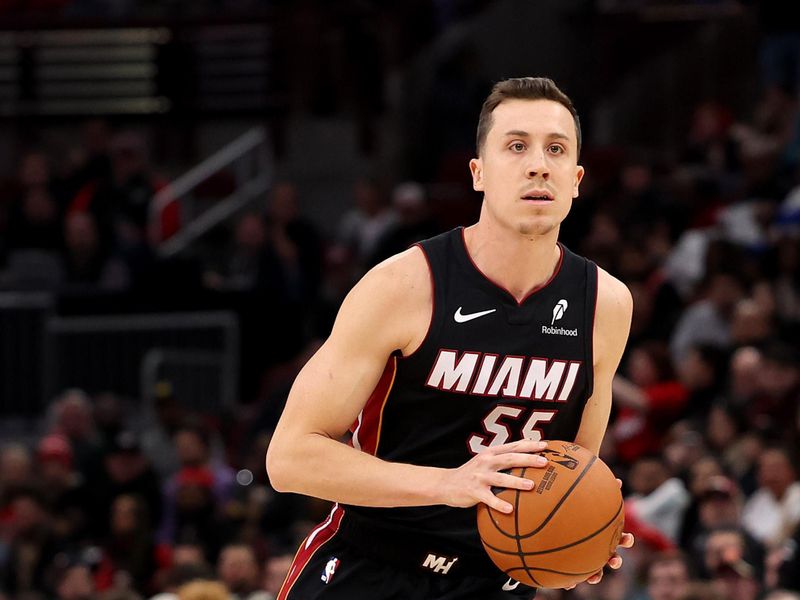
[521,189,554,202]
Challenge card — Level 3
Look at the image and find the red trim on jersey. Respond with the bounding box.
[277,504,345,600]
[459,227,564,307]
[590,263,600,374]
[401,244,435,360]
[350,356,397,455]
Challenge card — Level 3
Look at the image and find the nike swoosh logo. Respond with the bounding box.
[502,578,520,591]
[454,307,497,323]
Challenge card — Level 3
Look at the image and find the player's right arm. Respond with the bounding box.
[266,247,548,514]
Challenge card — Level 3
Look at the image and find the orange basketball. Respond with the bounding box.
[477,440,624,589]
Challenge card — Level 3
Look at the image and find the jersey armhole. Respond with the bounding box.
[400,243,437,359]
[584,261,599,398]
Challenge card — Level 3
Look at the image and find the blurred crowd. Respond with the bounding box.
[3,82,800,599]
[0,120,181,295]
[2,3,800,600]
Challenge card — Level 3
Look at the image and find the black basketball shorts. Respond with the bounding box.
[277,505,536,600]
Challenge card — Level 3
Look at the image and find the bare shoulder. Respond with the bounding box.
[593,267,633,365]
[595,267,633,320]
[336,245,432,356]
[357,245,431,311]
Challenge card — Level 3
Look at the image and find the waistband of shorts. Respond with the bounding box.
[336,508,504,579]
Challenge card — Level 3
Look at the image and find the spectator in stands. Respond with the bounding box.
[85,430,162,543]
[645,551,692,600]
[571,567,628,600]
[728,346,763,408]
[662,425,708,483]
[61,211,129,291]
[683,100,739,179]
[336,176,397,268]
[177,580,230,600]
[140,381,184,480]
[63,119,113,200]
[93,392,128,448]
[172,542,208,568]
[262,553,292,599]
[152,543,214,598]
[773,236,800,323]
[730,298,775,347]
[751,343,800,436]
[0,487,60,597]
[731,84,798,183]
[36,433,88,543]
[705,528,762,600]
[676,344,729,424]
[670,271,744,365]
[704,404,745,458]
[626,455,691,543]
[678,456,725,547]
[774,521,800,591]
[261,181,322,301]
[0,443,34,502]
[370,181,440,265]
[54,560,97,600]
[217,544,270,600]
[742,446,800,547]
[4,150,64,253]
[48,388,103,480]
[204,212,267,292]
[102,494,158,594]
[686,476,765,578]
[611,341,689,465]
[701,404,761,494]
[160,423,235,557]
[172,467,226,560]
[69,130,171,259]
[765,592,800,600]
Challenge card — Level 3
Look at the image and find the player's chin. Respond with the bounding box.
[516,218,558,237]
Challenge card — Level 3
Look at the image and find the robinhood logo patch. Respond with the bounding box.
[543,299,577,336]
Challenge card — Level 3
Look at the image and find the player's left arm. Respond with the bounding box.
[570,266,635,588]
[574,267,633,454]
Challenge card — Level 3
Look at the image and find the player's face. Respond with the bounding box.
[470,99,584,237]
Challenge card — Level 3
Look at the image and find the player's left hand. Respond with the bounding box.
[563,478,635,589]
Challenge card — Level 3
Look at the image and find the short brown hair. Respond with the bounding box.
[475,77,581,157]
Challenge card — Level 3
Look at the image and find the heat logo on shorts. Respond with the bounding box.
[321,557,340,584]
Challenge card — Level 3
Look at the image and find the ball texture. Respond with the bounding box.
[477,440,624,589]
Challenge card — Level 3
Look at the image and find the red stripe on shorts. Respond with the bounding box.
[277,504,345,600]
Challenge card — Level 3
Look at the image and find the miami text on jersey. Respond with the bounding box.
[425,349,581,402]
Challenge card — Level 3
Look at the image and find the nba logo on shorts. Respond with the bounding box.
[321,557,340,584]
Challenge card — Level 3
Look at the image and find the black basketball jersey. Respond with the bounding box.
[342,227,599,574]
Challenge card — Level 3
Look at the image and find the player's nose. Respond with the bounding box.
[525,150,549,179]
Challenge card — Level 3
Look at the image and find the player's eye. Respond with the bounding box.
[510,142,526,153]
[548,145,564,154]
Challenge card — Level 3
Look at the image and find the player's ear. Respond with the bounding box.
[470,158,484,192]
[572,165,585,198]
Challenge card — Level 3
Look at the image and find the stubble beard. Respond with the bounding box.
[517,218,557,237]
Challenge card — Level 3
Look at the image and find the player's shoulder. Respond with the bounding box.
[591,267,632,364]
[349,245,431,312]
[594,266,633,323]
[338,246,432,355]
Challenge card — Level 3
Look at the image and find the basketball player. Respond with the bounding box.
[267,77,634,599]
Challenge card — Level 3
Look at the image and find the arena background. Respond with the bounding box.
[1,1,799,599]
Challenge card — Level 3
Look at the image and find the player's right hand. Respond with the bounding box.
[440,440,549,514]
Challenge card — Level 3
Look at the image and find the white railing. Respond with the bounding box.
[150,125,272,257]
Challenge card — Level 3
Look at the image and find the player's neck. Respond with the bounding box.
[463,221,561,303]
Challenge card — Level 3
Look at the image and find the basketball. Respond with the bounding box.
[477,440,624,589]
